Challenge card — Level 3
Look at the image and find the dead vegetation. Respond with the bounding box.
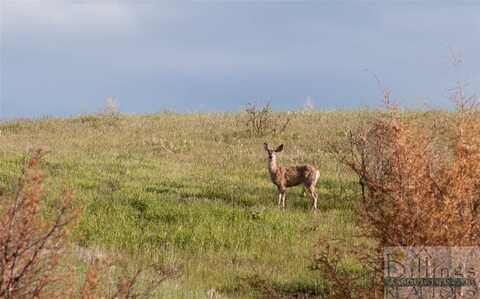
[0,149,175,298]
[316,89,480,297]
[0,149,76,298]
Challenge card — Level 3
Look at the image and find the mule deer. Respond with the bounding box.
[264,143,320,210]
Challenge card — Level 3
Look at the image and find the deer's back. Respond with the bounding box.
[273,165,318,188]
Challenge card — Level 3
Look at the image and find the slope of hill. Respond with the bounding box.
[0,111,364,298]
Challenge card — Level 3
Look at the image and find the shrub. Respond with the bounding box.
[243,102,291,137]
[0,149,76,298]
[0,149,175,298]
[318,93,480,296]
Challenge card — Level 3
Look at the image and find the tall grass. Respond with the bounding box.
[0,110,387,297]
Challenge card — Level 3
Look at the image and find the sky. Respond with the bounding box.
[1,1,480,119]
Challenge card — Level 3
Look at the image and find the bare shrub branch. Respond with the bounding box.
[243,102,291,137]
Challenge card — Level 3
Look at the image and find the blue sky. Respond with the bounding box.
[1,1,480,118]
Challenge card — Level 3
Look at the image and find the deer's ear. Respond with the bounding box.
[264,143,269,151]
[275,144,284,152]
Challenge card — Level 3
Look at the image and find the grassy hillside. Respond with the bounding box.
[0,111,368,298]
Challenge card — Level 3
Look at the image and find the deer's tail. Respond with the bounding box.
[314,170,320,185]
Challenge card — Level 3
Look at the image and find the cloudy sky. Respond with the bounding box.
[1,1,480,118]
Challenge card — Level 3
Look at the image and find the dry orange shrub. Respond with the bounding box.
[0,149,76,298]
[318,99,480,297]
[349,115,480,246]
[0,149,174,298]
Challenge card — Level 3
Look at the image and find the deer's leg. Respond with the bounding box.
[278,186,286,209]
[305,186,314,209]
[306,184,318,211]
[311,187,318,211]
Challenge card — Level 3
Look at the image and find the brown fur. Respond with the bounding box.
[264,143,320,210]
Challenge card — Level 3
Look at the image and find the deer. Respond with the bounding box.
[264,143,320,210]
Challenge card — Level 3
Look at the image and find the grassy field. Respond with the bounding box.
[0,111,368,298]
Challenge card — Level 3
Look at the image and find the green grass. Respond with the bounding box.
[0,111,368,298]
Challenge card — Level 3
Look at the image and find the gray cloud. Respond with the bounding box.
[1,1,480,118]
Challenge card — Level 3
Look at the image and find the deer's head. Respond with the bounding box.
[264,143,284,161]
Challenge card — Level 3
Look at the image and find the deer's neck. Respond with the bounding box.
[268,157,278,175]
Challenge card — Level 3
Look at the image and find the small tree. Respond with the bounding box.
[303,96,315,112]
[104,96,120,116]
